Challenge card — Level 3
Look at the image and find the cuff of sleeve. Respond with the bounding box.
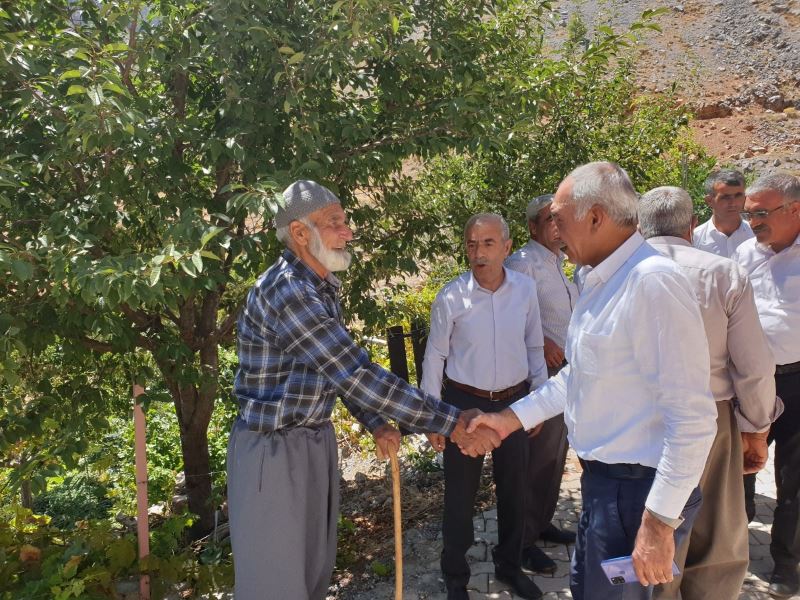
[510,396,547,432]
[362,413,387,433]
[735,395,784,433]
[645,475,692,521]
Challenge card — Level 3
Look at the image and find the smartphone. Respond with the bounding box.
[600,556,681,585]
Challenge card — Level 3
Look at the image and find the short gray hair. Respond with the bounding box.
[704,169,745,196]
[566,161,639,227]
[275,216,314,246]
[746,173,800,204]
[638,186,694,239]
[526,194,555,223]
[464,213,510,241]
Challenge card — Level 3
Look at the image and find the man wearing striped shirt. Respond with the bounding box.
[506,194,578,574]
[227,180,500,600]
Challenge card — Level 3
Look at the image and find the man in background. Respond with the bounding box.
[422,213,547,600]
[639,185,779,599]
[733,173,800,598]
[693,169,753,258]
[506,194,577,574]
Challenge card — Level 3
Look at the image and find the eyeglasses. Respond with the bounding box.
[739,206,785,221]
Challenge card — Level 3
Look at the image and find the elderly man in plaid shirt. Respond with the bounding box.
[226,180,500,600]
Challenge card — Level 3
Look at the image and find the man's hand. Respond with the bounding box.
[373,423,401,460]
[426,432,446,452]
[632,509,676,586]
[742,431,769,474]
[449,409,502,457]
[464,407,524,440]
[543,337,565,369]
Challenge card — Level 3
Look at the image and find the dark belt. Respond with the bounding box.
[579,458,656,480]
[776,361,800,376]
[448,379,527,401]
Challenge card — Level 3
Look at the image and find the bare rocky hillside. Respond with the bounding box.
[556,0,800,175]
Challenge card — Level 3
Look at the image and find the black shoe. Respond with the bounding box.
[539,523,576,545]
[769,565,799,598]
[522,545,558,574]
[495,567,543,600]
[446,586,469,600]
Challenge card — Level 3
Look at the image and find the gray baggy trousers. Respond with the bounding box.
[227,418,339,600]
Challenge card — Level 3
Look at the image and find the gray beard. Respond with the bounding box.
[308,226,352,272]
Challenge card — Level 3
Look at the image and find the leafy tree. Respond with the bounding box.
[0,0,575,535]
[0,0,711,541]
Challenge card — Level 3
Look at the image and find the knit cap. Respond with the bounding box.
[276,180,341,228]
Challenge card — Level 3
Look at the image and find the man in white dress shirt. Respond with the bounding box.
[732,173,800,598]
[693,169,753,258]
[422,213,548,600]
[639,186,780,600]
[506,194,578,574]
[466,162,717,600]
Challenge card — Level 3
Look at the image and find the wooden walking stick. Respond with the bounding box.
[390,451,403,600]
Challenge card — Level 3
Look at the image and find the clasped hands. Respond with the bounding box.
[374,407,523,460]
[426,408,524,457]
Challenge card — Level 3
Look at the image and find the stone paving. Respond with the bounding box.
[347,449,797,599]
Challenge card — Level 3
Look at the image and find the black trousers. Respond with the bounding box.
[744,370,800,568]
[441,382,529,588]
[523,364,569,547]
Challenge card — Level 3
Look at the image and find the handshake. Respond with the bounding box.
[373,408,524,460]
[425,408,523,457]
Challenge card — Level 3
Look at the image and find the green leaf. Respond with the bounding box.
[149,265,161,287]
[278,46,295,55]
[106,538,136,570]
[200,226,226,248]
[191,251,203,273]
[59,69,82,81]
[391,15,400,34]
[287,52,305,65]
[87,85,104,105]
[11,260,33,281]
[66,84,87,96]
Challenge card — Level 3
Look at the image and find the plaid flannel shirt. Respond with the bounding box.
[234,249,461,434]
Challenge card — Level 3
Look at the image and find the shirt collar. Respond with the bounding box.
[647,235,692,249]
[707,217,749,238]
[525,239,563,262]
[281,248,341,290]
[467,266,512,294]
[584,231,646,289]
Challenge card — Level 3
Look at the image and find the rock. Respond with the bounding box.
[354,471,368,484]
[774,159,782,166]
[674,4,685,12]
[171,494,189,513]
[766,95,786,111]
[694,101,732,119]
[148,502,166,517]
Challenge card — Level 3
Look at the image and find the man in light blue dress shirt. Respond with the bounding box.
[422,213,548,600]
[467,162,717,600]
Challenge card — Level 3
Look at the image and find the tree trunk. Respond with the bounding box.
[20,479,33,509]
[159,352,218,539]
